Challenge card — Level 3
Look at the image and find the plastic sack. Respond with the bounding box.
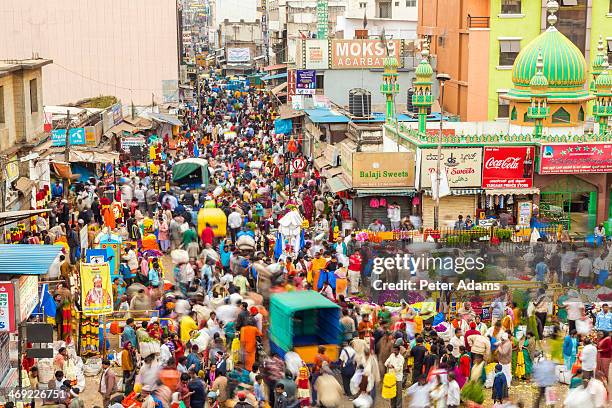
[139,341,161,358]
[38,358,54,383]
[236,234,255,251]
[171,249,189,264]
[83,357,102,377]
[575,318,592,335]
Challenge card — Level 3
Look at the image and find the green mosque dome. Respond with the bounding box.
[512,27,586,89]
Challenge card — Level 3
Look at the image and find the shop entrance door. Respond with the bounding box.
[540,175,597,234]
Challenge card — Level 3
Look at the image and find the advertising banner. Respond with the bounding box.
[316,0,329,39]
[0,282,15,332]
[17,275,38,323]
[304,39,329,69]
[227,48,251,63]
[51,128,86,147]
[352,152,415,188]
[331,39,402,69]
[111,103,123,125]
[482,146,534,189]
[296,70,316,95]
[121,136,146,150]
[420,147,482,188]
[80,262,113,316]
[539,143,612,174]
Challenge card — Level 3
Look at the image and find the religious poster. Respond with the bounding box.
[80,262,113,316]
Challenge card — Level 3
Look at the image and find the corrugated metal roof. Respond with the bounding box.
[304,108,350,124]
[261,72,288,81]
[149,113,183,127]
[0,244,62,275]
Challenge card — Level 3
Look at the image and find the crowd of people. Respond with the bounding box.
[11,70,612,408]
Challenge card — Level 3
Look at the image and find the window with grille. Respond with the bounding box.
[359,2,367,7]
[497,95,509,118]
[501,0,521,14]
[406,0,416,6]
[377,1,392,18]
[499,40,520,66]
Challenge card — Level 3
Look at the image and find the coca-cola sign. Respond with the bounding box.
[482,146,534,189]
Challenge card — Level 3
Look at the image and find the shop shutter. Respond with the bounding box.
[361,196,411,230]
[421,195,477,229]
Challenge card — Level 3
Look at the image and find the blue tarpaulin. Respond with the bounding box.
[274,118,292,135]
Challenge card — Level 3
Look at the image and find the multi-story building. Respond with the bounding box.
[337,0,418,40]
[418,0,611,121]
[0,0,180,106]
[0,59,52,212]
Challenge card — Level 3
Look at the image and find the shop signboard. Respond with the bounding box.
[419,147,482,188]
[120,136,146,150]
[331,39,402,69]
[482,146,534,189]
[539,143,612,174]
[296,70,316,95]
[316,0,329,39]
[352,152,415,188]
[0,282,15,332]
[227,48,251,63]
[303,39,329,69]
[17,275,38,323]
[51,128,86,147]
[518,201,532,226]
[111,103,123,125]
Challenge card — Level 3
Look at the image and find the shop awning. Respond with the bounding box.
[485,188,540,195]
[0,244,62,275]
[14,177,35,195]
[262,72,288,81]
[69,150,120,164]
[314,156,331,170]
[423,188,483,196]
[264,63,287,71]
[52,162,72,179]
[279,104,305,120]
[355,188,417,197]
[323,166,344,178]
[271,82,288,95]
[149,112,183,126]
[327,176,351,193]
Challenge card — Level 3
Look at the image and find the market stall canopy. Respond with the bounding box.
[14,177,35,195]
[263,63,286,71]
[172,158,209,186]
[148,112,183,127]
[0,244,62,275]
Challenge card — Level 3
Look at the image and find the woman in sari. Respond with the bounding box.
[563,329,579,371]
[512,332,534,380]
[596,331,611,379]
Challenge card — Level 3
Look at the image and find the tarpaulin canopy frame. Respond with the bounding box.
[172,158,209,186]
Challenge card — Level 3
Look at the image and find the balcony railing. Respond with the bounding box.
[467,15,490,28]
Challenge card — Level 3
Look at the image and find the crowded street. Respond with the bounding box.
[0,0,611,408]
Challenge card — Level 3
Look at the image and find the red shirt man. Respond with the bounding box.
[201,224,215,246]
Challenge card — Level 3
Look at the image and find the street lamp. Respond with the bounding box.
[434,73,450,231]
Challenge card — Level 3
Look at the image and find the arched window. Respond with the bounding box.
[552,107,570,124]
[524,111,534,122]
[578,106,584,122]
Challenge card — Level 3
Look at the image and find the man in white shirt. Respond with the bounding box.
[580,338,597,378]
[405,375,431,408]
[450,329,464,359]
[384,346,405,408]
[227,209,243,243]
[576,252,593,286]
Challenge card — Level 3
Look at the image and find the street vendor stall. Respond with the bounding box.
[269,291,341,363]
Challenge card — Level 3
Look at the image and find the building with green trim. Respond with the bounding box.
[397,1,611,232]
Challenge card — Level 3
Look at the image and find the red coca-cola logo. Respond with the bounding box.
[485,157,520,170]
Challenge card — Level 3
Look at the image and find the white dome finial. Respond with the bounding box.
[546,0,559,27]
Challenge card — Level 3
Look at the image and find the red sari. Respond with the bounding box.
[597,336,611,378]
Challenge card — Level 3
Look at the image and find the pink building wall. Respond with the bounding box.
[0,0,179,106]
